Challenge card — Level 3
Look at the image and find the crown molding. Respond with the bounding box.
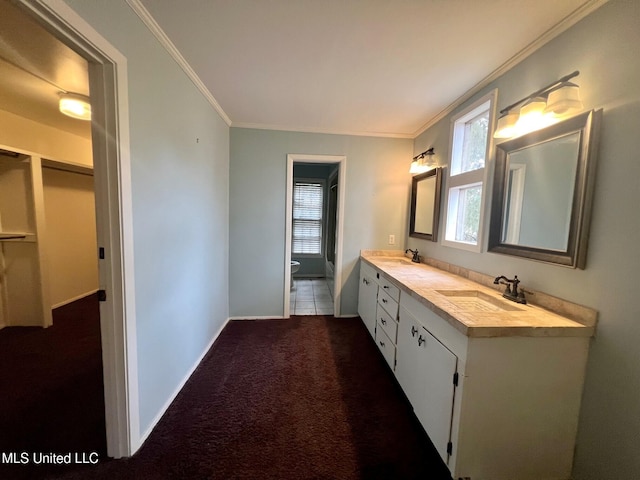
[230,122,414,139]
[127,0,607,140]
[412,0,609,138]
[125,0,232,126]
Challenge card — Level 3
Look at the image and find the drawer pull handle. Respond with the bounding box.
[381,318,387,325]
[411,326,418,337]
[379,340,386,348]
[362,278,369,285]
[418,335,426,347]
[382,299,388,303]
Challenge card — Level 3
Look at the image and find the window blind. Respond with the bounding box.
[293,181,323,255]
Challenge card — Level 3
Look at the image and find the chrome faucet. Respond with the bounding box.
[405,248,420,263]
[493,275,528,304]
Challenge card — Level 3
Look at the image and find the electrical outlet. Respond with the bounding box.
[388,234,395,245]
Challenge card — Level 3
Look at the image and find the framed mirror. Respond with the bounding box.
[409,167,443,241]
[488,109,601,268]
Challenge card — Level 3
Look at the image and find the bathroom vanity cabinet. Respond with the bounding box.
[358,261,400,368]
[374,274,400,370]
[358,254,594,480]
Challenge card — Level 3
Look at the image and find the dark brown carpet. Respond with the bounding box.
[2,311,452,479]
[0,293,107,480]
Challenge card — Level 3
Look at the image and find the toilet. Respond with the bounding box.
[290,260,300,289]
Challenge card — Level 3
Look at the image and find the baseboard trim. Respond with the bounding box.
[228,316,287,321]
[52,289,99,309]
[137,316,231,446]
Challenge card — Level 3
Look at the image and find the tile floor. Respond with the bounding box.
[290,278,334,315]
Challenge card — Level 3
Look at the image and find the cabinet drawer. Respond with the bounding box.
[360,262,378,285]
[377,304,398,344]
[378,276,400,301]
[375,327,396,370]
[378,288,399,319]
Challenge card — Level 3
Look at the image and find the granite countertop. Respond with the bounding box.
[361,251,595,338]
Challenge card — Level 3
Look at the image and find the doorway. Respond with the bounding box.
[11,0,139,458]
[284,154,346,317]
[0,0,104,461]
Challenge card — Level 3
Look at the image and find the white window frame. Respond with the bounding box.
[292,178,326,257]
[442,90,498,252]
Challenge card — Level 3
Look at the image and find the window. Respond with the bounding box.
[443,91,496,251]
[292,180,324,255]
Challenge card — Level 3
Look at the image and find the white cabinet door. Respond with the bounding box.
[397,306,458,464]
[414,325,457,464]
[396,307,423,404]
[358,269,378,338]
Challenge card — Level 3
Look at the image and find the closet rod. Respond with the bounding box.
[42,164,94,177]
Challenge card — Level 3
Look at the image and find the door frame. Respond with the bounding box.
[284,154,346,317]
[18,0,140,457]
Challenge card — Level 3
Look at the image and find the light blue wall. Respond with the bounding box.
[411,1,640,478]
[64,0,230,434]
[229,128,413,317]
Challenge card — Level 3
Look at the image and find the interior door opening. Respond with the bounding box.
[1,0,139,459]
[285,154,346,318]
[0,0,107,460]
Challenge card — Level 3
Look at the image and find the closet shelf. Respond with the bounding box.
[0,232,36,242]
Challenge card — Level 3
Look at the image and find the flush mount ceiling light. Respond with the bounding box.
[59,92,91,121]
[493,71,583,139]
[410,147,437,174]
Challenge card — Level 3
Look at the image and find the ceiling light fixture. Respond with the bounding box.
[493,71,583,139]
[59,92,91,121]
[410,147,436,174]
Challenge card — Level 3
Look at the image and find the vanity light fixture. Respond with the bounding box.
[545,81,582,115]
[59,92,92,121]
[493,70,583,139]
[410,147,436,174]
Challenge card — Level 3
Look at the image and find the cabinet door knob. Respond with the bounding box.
[379,340,386,348]
[411,325,418,337]
[381,318,386,325]
[383,285,389,289]
[382,298,388,303]
[418,335,426,346]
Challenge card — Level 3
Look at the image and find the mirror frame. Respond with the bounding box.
[409,167,443,241]
[488,109,602,268]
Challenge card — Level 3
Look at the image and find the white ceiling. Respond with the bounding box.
[139,0,602,138]
[0,1,604,141]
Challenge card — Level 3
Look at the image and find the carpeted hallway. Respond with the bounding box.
[1,306,452,479]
